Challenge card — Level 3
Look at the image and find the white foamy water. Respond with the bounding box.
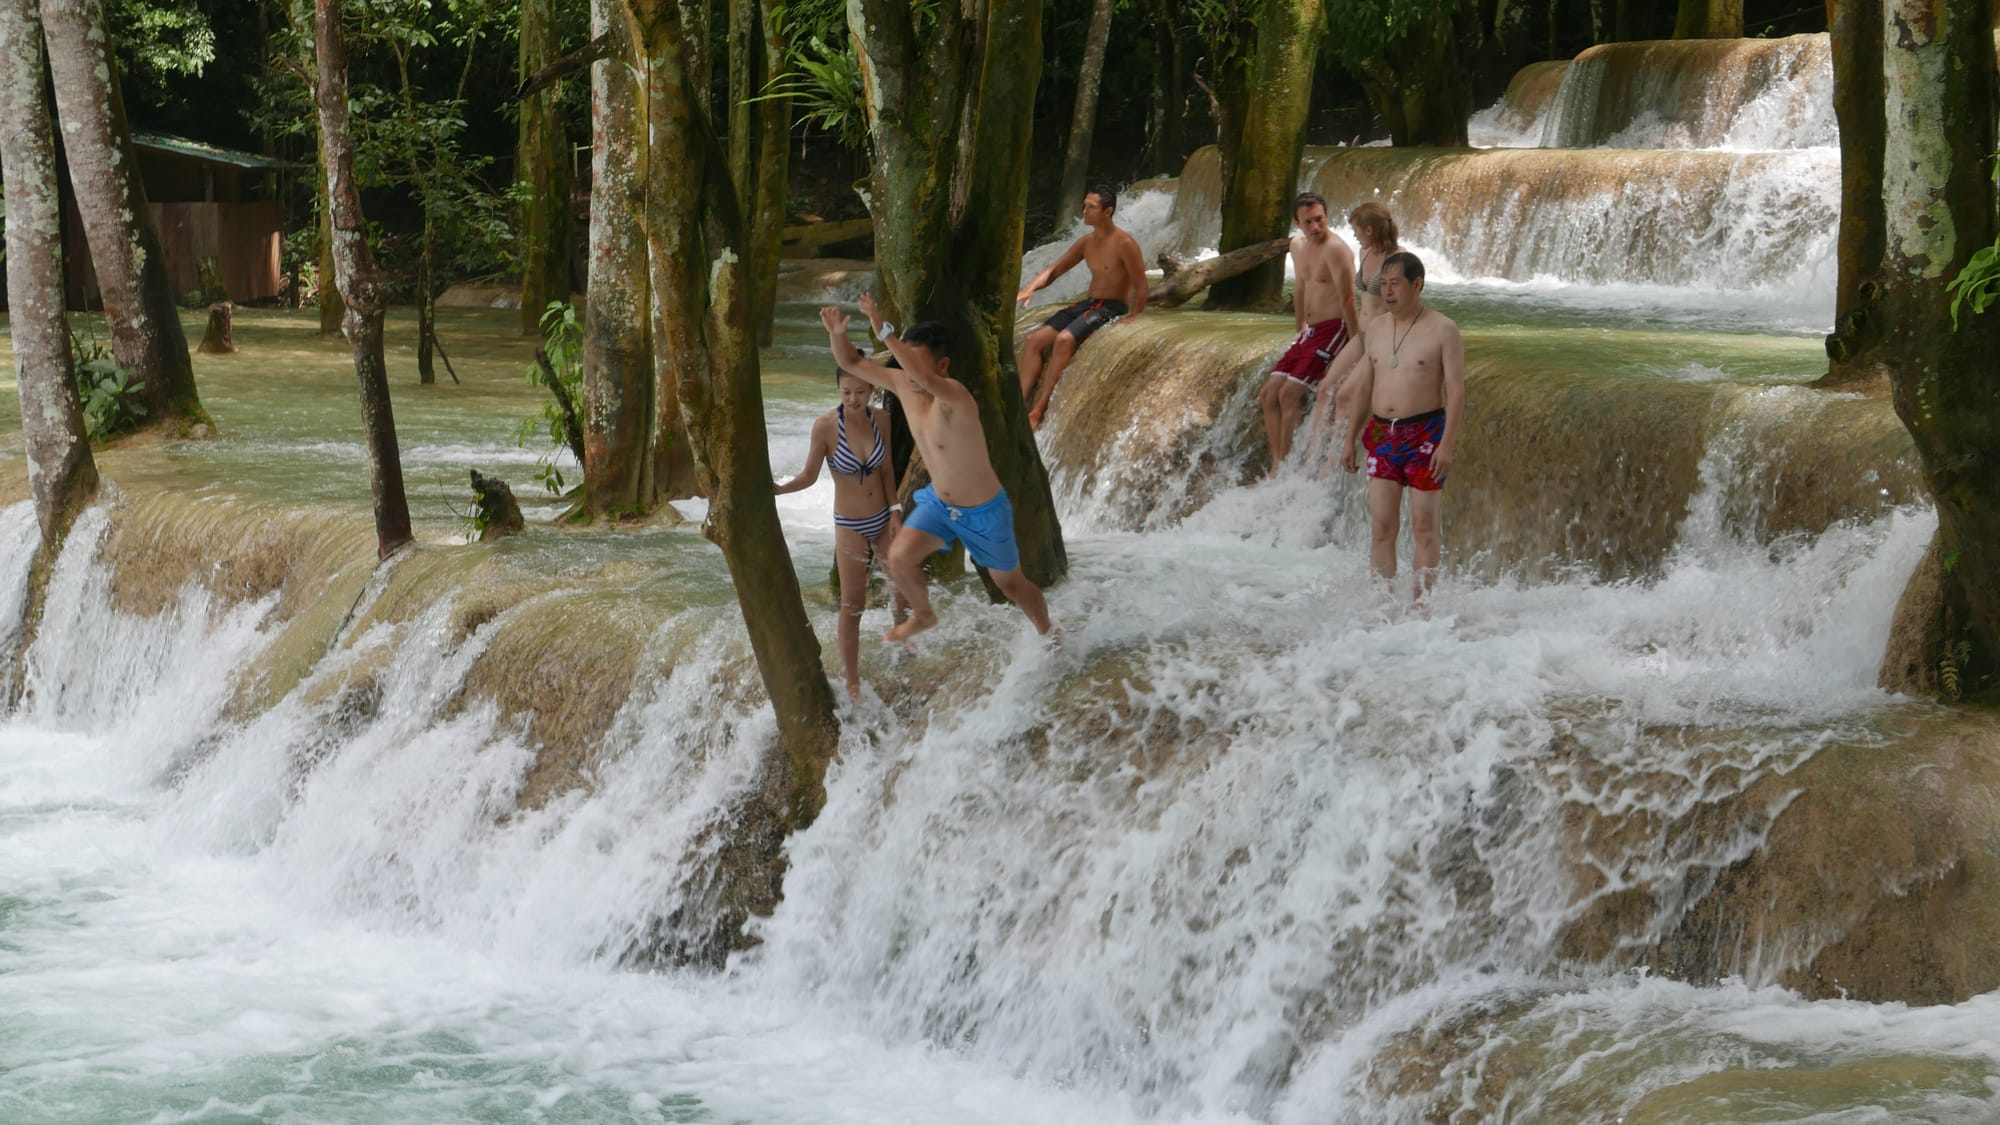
[0,351,1982,1125]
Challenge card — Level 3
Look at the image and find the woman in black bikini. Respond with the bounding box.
[775,370,908,701]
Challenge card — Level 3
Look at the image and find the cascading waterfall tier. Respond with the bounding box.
[1534,34,1835,151]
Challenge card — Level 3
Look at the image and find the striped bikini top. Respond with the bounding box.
[829,405,885,479]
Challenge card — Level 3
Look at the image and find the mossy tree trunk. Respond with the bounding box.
[1823,0,1885,382]
[316,152,344,335]
[582,1,657,516]
[727,0,789,347]
[0,0,98,537]
[314,0,413,560]
[1832,0,2000,694]
[850,0,1069,589]
[517,0,571,337]
[638,0,839,822]
[1209,0,1323,310]
[1053,0,1116,230]
[41,0,208,432]
[1674,0,1744,36]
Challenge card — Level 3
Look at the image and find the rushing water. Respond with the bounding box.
[5,38,1996,1125]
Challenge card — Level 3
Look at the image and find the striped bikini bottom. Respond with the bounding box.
[834,505,894,540]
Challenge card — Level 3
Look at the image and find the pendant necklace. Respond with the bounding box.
[1389,309,1424,369]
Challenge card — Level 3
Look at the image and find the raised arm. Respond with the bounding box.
[1017,238,1087,308]
[773,415,830,494]
[858,291,959,400]
[821,304,902,391]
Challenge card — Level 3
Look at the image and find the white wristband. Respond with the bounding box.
[878,321,898,339]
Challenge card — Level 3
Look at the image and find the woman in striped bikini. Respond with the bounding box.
[775,370,908,701]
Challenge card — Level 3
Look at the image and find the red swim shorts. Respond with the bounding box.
[1273,319,1350,389]
[1362,409,1447,491]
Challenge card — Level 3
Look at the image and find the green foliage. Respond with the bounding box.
[70,331,149,442]
[108,0,216,102]
[756,35,866,148]
[1946,241,2000,329]
[1320,0,1454,67]
[515,300,583,494]
[1941,639,1971,700]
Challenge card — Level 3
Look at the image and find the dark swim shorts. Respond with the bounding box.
[1045,297,1128,343]
[1274,318,1351,389]
[1363,409,1447,491]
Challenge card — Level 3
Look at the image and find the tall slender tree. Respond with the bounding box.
[849,0,1069,589]
[639,0,838,820]
[727,0,789,346]
[1052,0,1116,231]
[1673,0,1743,37]
[0,0,98,537]
[1207,0,1323,309]
[313,0,413,559]
[1828,0,2000,694]
[41,0,209,432]
[517,0,570,336]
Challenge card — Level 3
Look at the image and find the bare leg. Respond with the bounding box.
[1273,379,1309,470]
[1028,333,1079,430]
[1018,326,1055,403]
[989,566,1053,635]
[1258,374,1286,478]
[833,526,871,701]
[1368,478,1403,581]
[1408,487,1444,602]
[884,528,943,644]
[875,523,910,626]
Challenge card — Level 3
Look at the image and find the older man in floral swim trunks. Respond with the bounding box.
[1340,252,1465,602]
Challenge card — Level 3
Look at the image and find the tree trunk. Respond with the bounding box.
[1053,0,1116,230]
[314,0,413,560]
[1208,0,1323,310]
[1835,0,2000,695]
[517,0,571,336]
[41,0,208,433]
[646,1,837,790]
[1141,0,1187,174]
[199,303,236,354]
[316,153,344,335]
[1674,0,1744,36]
[1823,0,1885,381]
[581,0,658,516]
[727,0,789,347]
[852,0,1069,589]
[1,0,98,538]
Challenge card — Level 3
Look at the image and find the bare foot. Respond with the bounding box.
[884,609,938,647]
[846,678,863,703]
[1043,625,1064,649]
[1028,405,1046,431]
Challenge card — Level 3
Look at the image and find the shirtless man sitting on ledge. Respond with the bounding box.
[1015,187,1148,431]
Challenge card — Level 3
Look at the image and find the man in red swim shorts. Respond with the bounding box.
[1340,251,1465,602]
[1258,192,1357,477]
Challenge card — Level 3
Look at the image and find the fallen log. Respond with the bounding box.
[779,218,875,259]
[1146,237,1289,309]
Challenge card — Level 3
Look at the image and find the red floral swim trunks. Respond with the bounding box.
[1362,409,1447,490]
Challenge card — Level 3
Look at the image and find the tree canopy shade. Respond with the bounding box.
[849,0,1069,589]
[1206,0,1323,309]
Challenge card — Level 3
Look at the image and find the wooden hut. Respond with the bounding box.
[58,131,293,310]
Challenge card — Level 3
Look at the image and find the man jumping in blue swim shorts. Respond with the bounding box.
[821,293,1054,644]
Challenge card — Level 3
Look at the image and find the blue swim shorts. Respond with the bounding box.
[903,484,1021,573]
